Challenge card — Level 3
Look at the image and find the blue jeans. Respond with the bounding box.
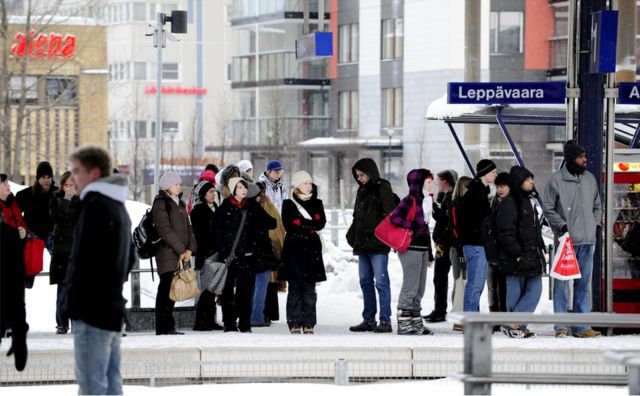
[553,244,595,332]
[73,320,122,395]
[251,270,271,325]
[506,275,542,315]
[463,245,488,312]
[358,254,391,324]
[56,284,69,329]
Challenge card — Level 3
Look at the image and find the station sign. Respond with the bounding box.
[11,31,76,59]
[448,82,566,105]
[589,10,618,74]
[617,83,640,104]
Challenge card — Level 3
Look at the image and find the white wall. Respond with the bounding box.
[358,0,381,137]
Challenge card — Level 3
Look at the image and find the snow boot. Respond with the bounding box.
[411,311,433,335]
[397,310,415,335]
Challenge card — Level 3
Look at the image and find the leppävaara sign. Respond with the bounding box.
[448,82,566,105]
[618,83,640,104]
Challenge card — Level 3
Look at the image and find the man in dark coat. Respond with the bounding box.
[457,159,497,313]
[63,145,135,395]
[346,158,397,333]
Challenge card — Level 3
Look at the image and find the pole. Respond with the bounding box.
[195,0,204,157]
[566,0,579,141]
[605,72,616,314]
[153,12,165,196]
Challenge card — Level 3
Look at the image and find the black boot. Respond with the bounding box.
[7,326,28,371]
[349,321,376,332]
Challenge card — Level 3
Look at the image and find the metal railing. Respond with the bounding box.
[448,312,640,395]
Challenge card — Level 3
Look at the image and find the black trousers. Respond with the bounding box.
[155,272,176,334]
[194,289,218,329]
[221,266,255,330]
[264,282,280,321]
[487,263,507,312]
[286,281,317,329]
[432,246,452,314]
[0,227,28,343]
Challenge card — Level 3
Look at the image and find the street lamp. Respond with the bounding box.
[386,128,394,179]
[151,10,187,195]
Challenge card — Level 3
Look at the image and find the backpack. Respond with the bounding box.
[132,198,170,260]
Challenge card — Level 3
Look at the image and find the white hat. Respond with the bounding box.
[292,171,312,189]
[228,177,246,195]
[237,160,253,173]
[159,171,182,190]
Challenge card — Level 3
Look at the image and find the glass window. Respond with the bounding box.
[151,121,180,136]
[132,2,146,21]
[9,76,38,104]
[133,62,147,80]
[339,24,359,63]
[382,88,402,129]
[46,78,77,104]
[162,63,179,80]
[382,19,403,60]
[338,91,358,130]
[135,121,147,138]
[490,12,523,54]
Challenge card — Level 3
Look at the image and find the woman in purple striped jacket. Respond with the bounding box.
[390,169,435,335]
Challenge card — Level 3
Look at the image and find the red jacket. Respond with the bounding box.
[1,195,26,230]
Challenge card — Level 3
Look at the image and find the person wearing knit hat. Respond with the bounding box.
[238,160,254,178]
[259,160,288,213]
[227,177,248,199]
[278,170,326,334]
[456,158,498,315]
[543,140,602,338]
[152,170,196,336]
[36,161,54,180]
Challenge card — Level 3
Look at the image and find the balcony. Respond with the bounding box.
[231,0,329,24]
[549,36,567,75]
[231,51,328,87]
[227,117,330,147]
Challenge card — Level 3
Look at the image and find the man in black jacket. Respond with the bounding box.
[63,145,135,395]
[424,170,457,323]
[346,158,397,333]
[457,159,497,313]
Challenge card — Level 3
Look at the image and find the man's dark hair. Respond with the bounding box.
[69,145,112,178]
[437,170,456,187]
[0,174,7,183]
[495,172,510,187]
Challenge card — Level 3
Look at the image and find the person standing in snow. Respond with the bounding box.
[63,146,135,394]
[278,171,326,334]
[390,169,435,335]
[346,158,396,333]
[259,160,287,213]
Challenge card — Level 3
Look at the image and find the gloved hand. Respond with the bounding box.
[560,224,568,234]
[435,244,444,259]
[17,227,26,239]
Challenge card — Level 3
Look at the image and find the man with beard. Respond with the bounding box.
[543,140,602,338]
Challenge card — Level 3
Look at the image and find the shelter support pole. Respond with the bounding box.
[446,122,476,177]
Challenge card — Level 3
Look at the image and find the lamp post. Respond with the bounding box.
[386,128,394,179]
[151,10,187,195]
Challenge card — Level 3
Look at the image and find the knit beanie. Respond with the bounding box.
[476,159,497,178]
[246,182,261,199]
[159,171,182,190]
[563,140,586,162]
[197,181,215,202]
[292,171,312,189]
[237,160,253,173]
[36,161,53,180]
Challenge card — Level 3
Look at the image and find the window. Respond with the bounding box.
[46,78,77,104]
[9,76,38,104]
[132,2,146,21]
[490,12,523,54]
[133,62,147,80]
[382,19,403,60]
[135,121,147,138]
[150,121,180,138]
[339,24,359,63]
[382,88,402,129]
[338,91,358,130]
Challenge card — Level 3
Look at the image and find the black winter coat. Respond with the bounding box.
[190,203,216,270]
[15,184,55,239]
[346,158,396,255]
[278,189,327,283]
[457,178,491,246]
[432,190,455,247]
[49,196,79,284]
[63,177,136,332]
[0,215,26,336]
[213,198,270,271]
[495,192,546,276]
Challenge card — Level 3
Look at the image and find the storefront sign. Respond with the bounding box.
[11,31,76,59]
[448,82,566,104]
[615,162,640,172]
[144,86,207,96]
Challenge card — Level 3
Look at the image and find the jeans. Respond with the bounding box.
[463,245,488,312]
[553,244,595,332]
[251,270,271,325]
[358,254,392,324]
[286,281,317,328]
[56,283,69,329]
[73,319,122,395]
[506,275,542,315]
[397,250,429,312]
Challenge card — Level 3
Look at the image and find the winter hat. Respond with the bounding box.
[237,160,253,173]
[159,171,182,190]
[246,182,261,199]
[509,165,534,189]
[197,181,215,202]
[36,161,53,180]
[476,159,497,178]
[199,169,216,184]
[255,181,267,192]
[205,163,219,173]
[563,139,585,162]
[266,160,284,171]
[292,171,312,189]
[228,177,247,196]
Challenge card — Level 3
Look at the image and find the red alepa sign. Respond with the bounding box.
[10,30,77,59]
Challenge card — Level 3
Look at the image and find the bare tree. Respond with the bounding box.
[210,90,235,164]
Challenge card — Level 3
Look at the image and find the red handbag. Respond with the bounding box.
[374,197,417,253]
[24,237,45,276]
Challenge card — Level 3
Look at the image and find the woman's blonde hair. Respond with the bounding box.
[452,176,472,204]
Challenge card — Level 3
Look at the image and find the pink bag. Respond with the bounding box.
[374,198,417,253]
